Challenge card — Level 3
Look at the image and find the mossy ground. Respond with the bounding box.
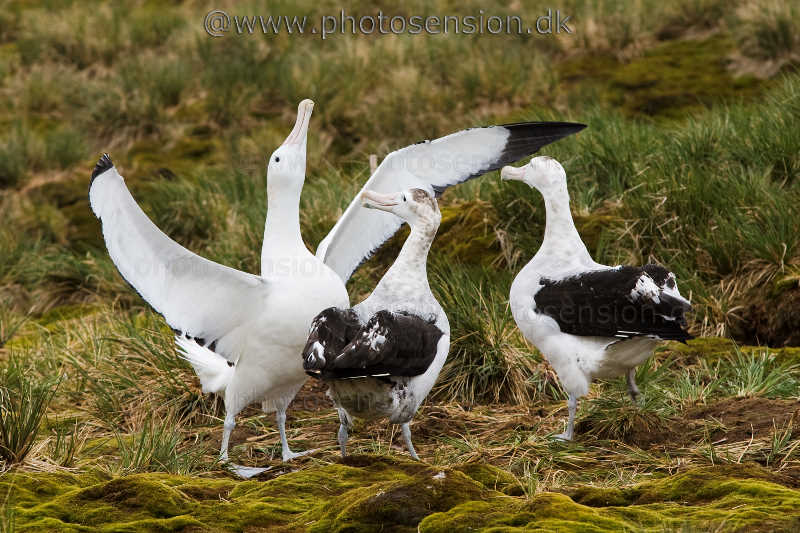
[3,333,800,531]
[5,458,800,532]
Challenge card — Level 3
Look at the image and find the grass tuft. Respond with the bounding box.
[0,355,59,464]
[113,412,207,475]
[430,263,541,405]
[717,346,800,399]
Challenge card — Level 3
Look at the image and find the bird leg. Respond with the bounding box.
[626,368,641,403]
[401,422,420,461]
[554,394,577,441]
[337,409,350,458]
[219,413,235,462]
[219,413,271,478]
[277,407,316,461]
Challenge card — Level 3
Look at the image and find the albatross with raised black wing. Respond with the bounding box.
[90,98,583,475]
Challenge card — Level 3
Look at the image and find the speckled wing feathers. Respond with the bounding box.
[533,264,693,342]
[303,307,444,379]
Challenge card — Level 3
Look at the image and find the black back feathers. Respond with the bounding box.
[534,265,693,342]
[303,307,444,380]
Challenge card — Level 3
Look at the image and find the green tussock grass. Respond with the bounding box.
[0,354,59,464]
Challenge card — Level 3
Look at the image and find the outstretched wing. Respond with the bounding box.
[316,122,586,283]
[89,154,270,354]
[533,265,694,342]
[303,309,444,379]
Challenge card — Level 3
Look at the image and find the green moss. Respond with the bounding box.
[453,463,524,496]
[666,337,800,366]
[123,127,221,184]
[305,469,491,532]
[24,173,104,248]
[27,176,86,209]
[34,304,97,329]
[422,465,800,532]
[560,36,766,119]
[0,457,507,532]
[434,201,503,266]
[773,345,800,365]
[670,336,738,361]
[6,462,799,532]
[772,269,800,295]
[168,137,215,162]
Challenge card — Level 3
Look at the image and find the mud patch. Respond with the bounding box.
[733,284,800,347]
[685,396,800,442]
[576,404,679,448]
[577,396,800,449]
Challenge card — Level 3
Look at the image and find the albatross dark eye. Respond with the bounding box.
[274,157,280,163]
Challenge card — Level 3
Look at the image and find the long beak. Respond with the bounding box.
[282,99,314,147]
[662,292,692,313]
[500,165,526,182]
[361,190,401,213]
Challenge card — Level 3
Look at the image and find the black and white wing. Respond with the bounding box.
[316,121,586,283]
[303,309,444,379]
[302,307,363,372]
[533,264,694,342]
[89,154,271,356]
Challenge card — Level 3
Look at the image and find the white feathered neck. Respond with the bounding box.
[360,216,440,324]
[380,222,436,287]
[534,180,594,272]
[261,177,308,273]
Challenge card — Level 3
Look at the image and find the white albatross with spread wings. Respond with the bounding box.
[90,99,584,476]
[501,156,693,441]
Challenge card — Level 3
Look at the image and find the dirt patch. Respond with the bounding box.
[576,406,681,448]
[685,396,800,442]
[733,285,800,347]
[289,378,334,412]
[577,397,800,449]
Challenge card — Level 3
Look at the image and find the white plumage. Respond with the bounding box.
[90,101,348,477]
[501,156,692,440]
[317,122,587,282]
[90,101,583,474]
[175,336,233,395]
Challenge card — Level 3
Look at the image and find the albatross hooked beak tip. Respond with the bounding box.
[282,99,314,147]
[500,165,525,182]
[361,190,399,212]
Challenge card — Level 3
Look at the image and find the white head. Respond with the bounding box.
[500,156,568,195]
[266,99,314,196]
[360,188,441,236]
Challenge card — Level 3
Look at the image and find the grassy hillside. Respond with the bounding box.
[1,0,799,531]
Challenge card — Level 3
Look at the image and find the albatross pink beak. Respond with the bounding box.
[282,99,314,147]
[361,190,401,212]
[500,165,526,182]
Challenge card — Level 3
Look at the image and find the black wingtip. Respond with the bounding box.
[488,121,587,172]
[503,120,587,140]
[91,153,114,182]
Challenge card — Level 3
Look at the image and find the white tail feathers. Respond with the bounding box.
[175,336,234,394]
